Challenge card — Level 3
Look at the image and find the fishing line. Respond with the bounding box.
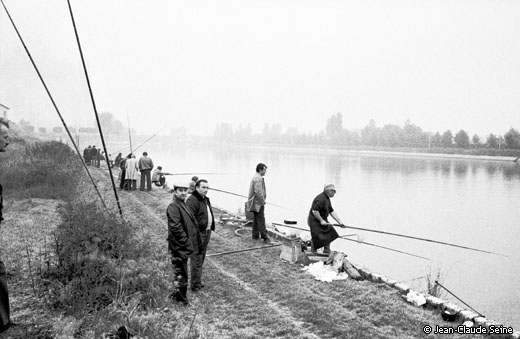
[207,243,282,257]
[435,280,485,317]
[66,0,123,217]
[271,222,427,260]
[329,223,508,257]
[1,0,108,210]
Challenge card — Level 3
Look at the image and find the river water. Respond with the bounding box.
[150,144,519,329]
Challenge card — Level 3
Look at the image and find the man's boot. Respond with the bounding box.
[175,286,189,305]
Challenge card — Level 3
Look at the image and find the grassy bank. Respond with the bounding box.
[0,135,515,338]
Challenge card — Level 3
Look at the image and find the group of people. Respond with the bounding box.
[117,151,166,191]
[166,161,346,305]
[83,145,102,167]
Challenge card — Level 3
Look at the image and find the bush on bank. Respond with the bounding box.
[1,137,169,332]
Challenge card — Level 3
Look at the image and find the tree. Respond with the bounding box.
[403,120,425,147]
[53,127,63,133]
[486,134,498,148]
[471,134,481,148]
[361,119,379,146]
[441,130,453,147]
[325,112,343,144]
[99,112,125,135]
[38,127,47,133]
[454,130,470,148]
[431,132,442,147]
[380,124,404,147]
[504,127,520,149]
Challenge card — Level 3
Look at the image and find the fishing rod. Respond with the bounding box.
[113,126,168,155]
[1,0,108,211]
[329,223,508,258]
[207,243,282,258]
[127,116,133,155]
[166,173,233,176]
[210,187,287,209]
[271,222,427,259]
[271,222,356,238]
[435,280,484,317]
[338,236,430,261]
[132,126,167,153]
[67,0,123,217]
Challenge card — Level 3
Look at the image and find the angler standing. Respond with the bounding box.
[125,154,139,191]
[138,151,154,191]
[246,163,271,243]
[167,183,202,305]
[307,184,346,254]
[186,179,215,291]
[0,117,11,332]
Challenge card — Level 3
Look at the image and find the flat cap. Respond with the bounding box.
[173,182,190,190]
[324,184,336,191]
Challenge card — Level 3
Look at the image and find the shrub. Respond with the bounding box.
[0,140,82,199]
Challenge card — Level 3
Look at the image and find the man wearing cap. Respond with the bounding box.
[246,163,271,243]
[307,184,346,254]
[0,117,12,332]
[138,151,154,191]
[167,182,202,305]
[186,179,215,291]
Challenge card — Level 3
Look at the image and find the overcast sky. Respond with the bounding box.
[1,0,520,136]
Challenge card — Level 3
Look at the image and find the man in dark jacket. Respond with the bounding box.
[167,182,202,305]
[186,179,215,291]
[307,184,346,254]
[0,117,11,332]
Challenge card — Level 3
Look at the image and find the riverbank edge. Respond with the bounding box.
[208,143,519,162]
[261,224,520,338]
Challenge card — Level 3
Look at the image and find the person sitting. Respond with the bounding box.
[152,166,171,188]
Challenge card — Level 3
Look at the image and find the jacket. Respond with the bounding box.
[246,173,266,212]
[167,197,202,259]
[125,158,139,180]
[138,156,154,171]
[186,190,215,232]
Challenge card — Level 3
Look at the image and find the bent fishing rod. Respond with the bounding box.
[329,223,508,258]
[67,0,123,217]
[1,0,108,211]
[210,187,287,209]
[271,222,428,260]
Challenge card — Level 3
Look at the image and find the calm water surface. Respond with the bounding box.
[151,145,519,329]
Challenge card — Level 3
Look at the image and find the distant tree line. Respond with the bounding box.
[214,113,520,150]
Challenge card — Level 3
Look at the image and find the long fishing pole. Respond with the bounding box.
[271,222,427,260]
[210,187,287,209]
[435,280,484,317]
[1,0,108,210]
[164,172,233,177]
[338,236,430,261]
[329,223,508,257]
[133,126,167,153]
[207,243,282,258]
[67,0,123,217]
[127,116,133,155]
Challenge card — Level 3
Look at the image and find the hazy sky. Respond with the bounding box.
[1,0,520,136]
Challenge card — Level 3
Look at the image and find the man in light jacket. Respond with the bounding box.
[186,179,215,291]
[246,163,271,243]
